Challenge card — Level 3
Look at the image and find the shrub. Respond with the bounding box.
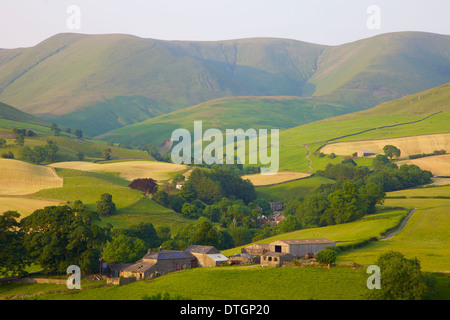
[316,247,337,266]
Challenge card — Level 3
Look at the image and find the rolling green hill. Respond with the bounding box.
[274,82,450,172]
[0,32,448,138]
[0,101,49,127]
[97,96,353,147]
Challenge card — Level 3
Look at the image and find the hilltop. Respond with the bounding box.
[0,32,448,137]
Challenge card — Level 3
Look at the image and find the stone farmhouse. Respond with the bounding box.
[242,238,336,267]
[121,245,228,280]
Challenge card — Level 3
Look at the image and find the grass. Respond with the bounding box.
[30,168,192,230]
[222,209,407,256]
[98,96,353,148]
[22,266,370,300]
[337,189,450,272]
[255,175,334,202]
[98,197,192,232]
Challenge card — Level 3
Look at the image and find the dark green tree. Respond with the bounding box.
[102,148,112,160]
[366,251,432,300]
[101,235,146,264]
[123,222,161,249]
[96,193,116,216]
[0,211,27,276]
[327,181,366,224]
[383,145,401,159]
[77,151,85,161]
[20,205,107,274]
[75,128,83,139]
[278,214,301,233]
[14,133,24,146]
[316,247,337,266]
[50,123,61,136]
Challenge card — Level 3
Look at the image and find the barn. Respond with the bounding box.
[241,243,270,256]
[184,245,228,267]
[354,150,375,157]
[260,252,296,267]
[122,249,196,280]
[268,239,336,259]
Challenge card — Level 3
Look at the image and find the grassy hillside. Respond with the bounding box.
[31,168,191,231]
[97,96,352,147]
[275,83,450,172]
[26,266,370,300]
[309,32,450,107]
[0,101,49,127]
[0,32,448,138]
[255,175,334,202]
[0,123,151,162]
[0,34,324,129]
[338,186,450,272]
[222,209,407,256]
[0,159,63,195]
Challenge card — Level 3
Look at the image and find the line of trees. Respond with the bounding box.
[17,140,59,164]
[287,154,432,229]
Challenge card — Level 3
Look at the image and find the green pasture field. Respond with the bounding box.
[30,168,191,230]
[337,190,450,272]
[255,175,335,202]
[20,266,370,300]
[222,209,407,256]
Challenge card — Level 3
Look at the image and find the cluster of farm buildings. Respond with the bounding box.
[103,238,336,282]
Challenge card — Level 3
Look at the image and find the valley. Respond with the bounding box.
[0,30,449,302]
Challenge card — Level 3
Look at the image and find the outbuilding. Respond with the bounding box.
[268,239,336,259]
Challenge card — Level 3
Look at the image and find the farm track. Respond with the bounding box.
[381,208,416,240]
[302,144,313,173]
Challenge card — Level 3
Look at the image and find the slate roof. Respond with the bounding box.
[142,250,194,261]
[124,261,157,273]
[184,245,219,254]
[274,239,335,245]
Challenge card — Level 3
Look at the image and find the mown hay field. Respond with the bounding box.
[0,196,65,219]
[242,171,311,186]
[0,159,63,195]
[396,154,450,176]
[49,160,187,182]
[320,133,450,158]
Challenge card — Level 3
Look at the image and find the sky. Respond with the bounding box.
[0,0,449,48]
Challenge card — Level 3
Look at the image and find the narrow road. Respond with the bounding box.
[302,144,313,173]
[381,208,416,240]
